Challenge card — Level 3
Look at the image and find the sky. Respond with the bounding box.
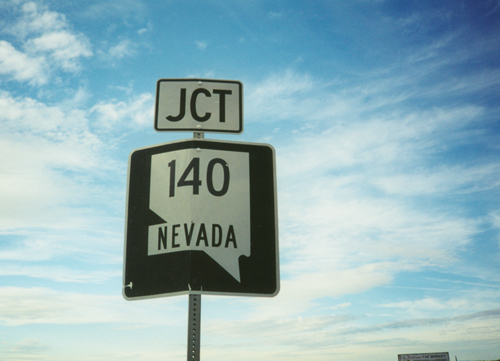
[1,0,500,360]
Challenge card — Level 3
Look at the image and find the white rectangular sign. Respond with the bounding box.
[398,353,450,361]
[155,79,243,133]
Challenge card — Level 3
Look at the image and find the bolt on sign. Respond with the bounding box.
[155,79,243,134]
[123,139,279,299]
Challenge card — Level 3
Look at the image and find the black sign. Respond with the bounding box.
[123,139,279,299]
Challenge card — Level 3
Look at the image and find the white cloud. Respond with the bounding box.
[201,305,500,361]
[245,263,395,319]
[380,297,477,317]
[0,263,119,283]
[0,79,154,281]
[138,21,153,35]
[0,40,47,85]
[0,287,185,326]
[90,93,155,130]
[187,70,216,78]
[8,1,68,38]
[195,40,208,50]
[25,31,92,71]
[0,91,107,232]
[372,164,500,196]
[96,39,137,63]
[82,0,147,21]
[274,110,485,272]
[108,39,135,59]
[241,68,500,326]
[0,91,101,167]
[267,11,283,19]
[2,338,48,357]
[0,9,497,358]
[245,70,318,122]
[0,1,92,84]
[0,224,124,264]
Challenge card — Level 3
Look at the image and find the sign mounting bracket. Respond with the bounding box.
[193,132,204,139]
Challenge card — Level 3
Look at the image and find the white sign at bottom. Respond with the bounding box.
[398,353,450,361]
[148,148,250,282]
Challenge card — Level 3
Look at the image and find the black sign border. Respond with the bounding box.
[123,139,279,300]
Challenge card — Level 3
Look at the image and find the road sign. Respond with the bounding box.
[123,139,279,299]
[155,79,243,134]
[398,353,450,361]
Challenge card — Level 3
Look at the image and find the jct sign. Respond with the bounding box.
[123,139,279,299]
[155,79,243,134]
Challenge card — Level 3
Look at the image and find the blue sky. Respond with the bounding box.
[1,0,500,360]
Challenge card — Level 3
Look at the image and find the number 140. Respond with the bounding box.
[167,157,230,197]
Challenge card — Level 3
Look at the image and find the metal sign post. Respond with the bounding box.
[188,132,202,361]
[188,294,201,361]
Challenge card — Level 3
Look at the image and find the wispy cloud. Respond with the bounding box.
[7,1,68,38]
[200,305,500,361]
[0,40,47,85]
[0,2,499,359]
[0,287,185,326]
[101,39,136,60]
[0,2,152,284]
[0,264,119,283]
[0,86,154,288]
[195,40,208,50]
[25,30,91,71]
[82,0,147,22]
[0,1,92,84]
[90,92,154,129]
[240,27,500,329]
[0,90,106,227]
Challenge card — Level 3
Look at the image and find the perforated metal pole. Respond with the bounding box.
[187,294,201,361]
[189,130,203,361]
